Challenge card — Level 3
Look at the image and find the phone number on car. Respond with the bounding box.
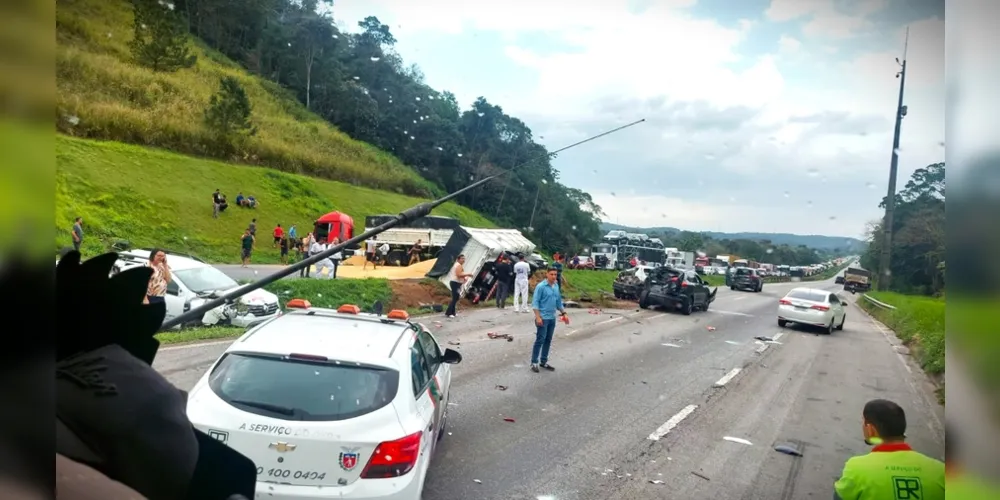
[256,467,327,480]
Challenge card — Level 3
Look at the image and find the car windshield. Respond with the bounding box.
[174,266,239,293]
[786,290,828,302]
[208,353,399,421]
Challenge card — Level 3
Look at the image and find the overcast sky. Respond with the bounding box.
[333,0,945,238]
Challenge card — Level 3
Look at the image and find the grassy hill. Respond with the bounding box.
[56,135,494,263]
[600,222,865,252]
[56,0,437,197]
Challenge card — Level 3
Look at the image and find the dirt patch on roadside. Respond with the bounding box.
[388,279,452,310]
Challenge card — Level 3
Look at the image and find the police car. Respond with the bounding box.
[185,300,462,500]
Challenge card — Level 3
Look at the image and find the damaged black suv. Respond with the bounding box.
[638,266,717,315]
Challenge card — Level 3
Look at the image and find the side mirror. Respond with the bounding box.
[442,348,463,364]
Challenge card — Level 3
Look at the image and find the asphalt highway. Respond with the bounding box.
[154,276,944,500]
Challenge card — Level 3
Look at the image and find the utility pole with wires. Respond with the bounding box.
[877,26,909,291]
[527,184,541,231]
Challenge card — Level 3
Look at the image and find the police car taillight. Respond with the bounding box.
[360,431,423,479]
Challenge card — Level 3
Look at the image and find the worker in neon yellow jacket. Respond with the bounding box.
[834,399,944,500]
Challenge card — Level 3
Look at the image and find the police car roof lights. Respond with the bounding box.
[286,298,311,309]
[386,310,409,321]
[337,304,361,314]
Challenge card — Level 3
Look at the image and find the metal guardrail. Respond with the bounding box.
[862,293,897,310]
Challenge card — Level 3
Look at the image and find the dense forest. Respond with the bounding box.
[861,162,945,295]
[135,0,604,252]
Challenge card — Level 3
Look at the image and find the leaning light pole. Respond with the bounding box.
[877,27,909,291]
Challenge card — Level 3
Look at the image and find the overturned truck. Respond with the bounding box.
[426,227,536,303]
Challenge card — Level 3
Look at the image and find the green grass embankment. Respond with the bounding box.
[857,291,945,379]
[56,136,494,263]
[56,0,435,197]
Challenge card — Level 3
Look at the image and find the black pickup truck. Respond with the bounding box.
[639,266,717,315]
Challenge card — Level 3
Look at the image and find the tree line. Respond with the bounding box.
[860,162,945,295]
[130,0,604,252]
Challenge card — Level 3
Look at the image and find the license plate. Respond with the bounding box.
[256,467,328,481]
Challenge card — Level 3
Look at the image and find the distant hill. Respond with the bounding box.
[600,222,866,252]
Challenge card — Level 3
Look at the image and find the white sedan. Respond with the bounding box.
[186,301,462,500]
[777,287,847,334]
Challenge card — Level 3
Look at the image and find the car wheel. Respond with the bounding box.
[778,318,787,328]
[757,284,763,292]
[730,285,736,291]
[681,299,693,316]
[837,314,846,331]
[614,290,621,299]
[824,321,834,335]
[703,299,710,311]
[638,290,649,309]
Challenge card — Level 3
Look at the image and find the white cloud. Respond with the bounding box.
[331,0,944,236]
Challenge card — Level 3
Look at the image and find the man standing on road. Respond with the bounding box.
[313,240,336,280]
[71,217,84,253]
[444,254,473,318]
[308,236,326,278]
[240,228,255,267]
[493,256,513,309]
[300,232,314,277]
[833,399,944,500]
[530,268,566,373]
[513,254,531,312]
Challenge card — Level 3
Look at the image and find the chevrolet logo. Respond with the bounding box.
[269,442,297,453]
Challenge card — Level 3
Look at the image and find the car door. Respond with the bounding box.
[163,278,184,324]
[417,328,450,413]
[409,339,438,454]
[829,293,846,324]
[412,334,445,442]
[686,272,706,305]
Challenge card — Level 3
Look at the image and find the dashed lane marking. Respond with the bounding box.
[714,368,742,387]
[648,404,699,441]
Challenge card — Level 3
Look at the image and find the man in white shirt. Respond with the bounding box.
[364,237,378,270]
[512,255,532,313]
[309,240,334,279]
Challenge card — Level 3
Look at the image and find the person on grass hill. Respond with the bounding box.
[71,217,84,252]
[833,399,944,500]
[240,229,255,268]
[512,254,532,313]
[212,189,223,218]
[444,254,473,318]
[530,267,566,373]
[272,224,283,247]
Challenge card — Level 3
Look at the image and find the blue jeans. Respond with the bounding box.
[531,318,557,364]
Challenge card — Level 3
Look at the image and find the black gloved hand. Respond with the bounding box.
[55,251,256,500]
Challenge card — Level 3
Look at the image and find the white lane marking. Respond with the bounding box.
[714,368,742,387]
[648,404,698,441]
[662,343,682,348]
[723,436,753,445]
[708,310,754,317]
[731,295,747,301]
[160,339,235,351]
[725,340,742,345]
[755,343,770,354]
[773,332,784,341]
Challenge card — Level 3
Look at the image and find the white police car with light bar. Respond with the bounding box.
[185,299,462,500]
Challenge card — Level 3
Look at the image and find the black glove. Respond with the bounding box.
[55,251,256,500]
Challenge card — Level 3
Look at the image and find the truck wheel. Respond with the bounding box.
[386,250,406,266]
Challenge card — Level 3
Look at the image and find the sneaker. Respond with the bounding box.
[540,363,555,371]
[530,364,540,373]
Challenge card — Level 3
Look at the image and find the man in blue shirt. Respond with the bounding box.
[530,268,567,373]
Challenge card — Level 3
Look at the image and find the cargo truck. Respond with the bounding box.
[843,267,872,293]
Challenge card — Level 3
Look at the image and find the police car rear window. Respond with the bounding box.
[208,353,399,422]
[786,290,827,302]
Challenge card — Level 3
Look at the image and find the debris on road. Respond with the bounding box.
[633,331,641,335]
[649,480,665,485]
[754,336,773,342]
[447,340,460,346]
[725,340,742,345]
[503,417,516,423]
[723,436,753,445]
[487,332,514,342]
[662,343,682,348]
[495,385,508,391]
[774,443,804,457]
[706,326,716,331]
[473,479,482,484]
[691,471,710,481]
[588,308,602,315]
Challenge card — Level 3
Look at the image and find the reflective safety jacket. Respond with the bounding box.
[834,442,944,500]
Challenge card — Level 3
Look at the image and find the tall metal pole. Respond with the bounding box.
[877,27,909,291]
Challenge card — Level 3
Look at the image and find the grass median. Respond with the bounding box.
[857,291,945,386]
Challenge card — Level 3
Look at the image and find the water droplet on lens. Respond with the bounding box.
[783,191,790,198]
[370,56,380,62]
[477,112,485,117]
[541,179,548,184]
[766,248,774,254]
[571,225,577,230]
[457,153,463,157]
[353,76,360,80]
[893,147,901,156]
[807,168,819,177]
[415,97,421,101]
